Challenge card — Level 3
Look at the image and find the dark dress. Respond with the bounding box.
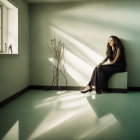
[88,46,126,94]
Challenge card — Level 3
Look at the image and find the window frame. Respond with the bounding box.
[0,0,18,55]
[0,3,3,53]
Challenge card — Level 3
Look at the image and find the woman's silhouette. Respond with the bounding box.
[81,35,126,94]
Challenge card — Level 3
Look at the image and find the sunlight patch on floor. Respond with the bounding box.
[2,120,19,140]
[78,113,120,139]
[28,110,78,140]
[29,104,96,139]
[29,91,97,140]
[35,91,91,109]
[57,90,67,95]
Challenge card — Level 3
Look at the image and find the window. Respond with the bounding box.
[0,4,2,53]
[0,0,18,54]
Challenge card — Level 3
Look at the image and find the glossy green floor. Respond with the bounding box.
[0,90,140,140]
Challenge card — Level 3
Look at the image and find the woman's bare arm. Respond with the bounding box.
[103,48,120,65]
[101,56,108,64]
[97,56,108,69]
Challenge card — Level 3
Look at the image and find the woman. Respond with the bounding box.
[81,35,126,94]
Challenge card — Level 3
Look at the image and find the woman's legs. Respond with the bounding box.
[81,67,97,93]
[81,64,122,94]
[95,64,122,93]
[88,67,103,93]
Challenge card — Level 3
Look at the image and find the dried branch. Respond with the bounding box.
[47,33,67,88]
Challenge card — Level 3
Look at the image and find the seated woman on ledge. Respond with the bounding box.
[81,35,126,94]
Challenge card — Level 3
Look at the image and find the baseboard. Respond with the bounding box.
[30,85,128,93]
[0,86,30,108]
[0,85,139,108]
[127,87,140,91]
[108,88,127,93]
[30,85,84,90]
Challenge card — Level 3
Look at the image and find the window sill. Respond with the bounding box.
[0,53,19,55]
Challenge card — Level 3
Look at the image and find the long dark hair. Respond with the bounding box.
[106,35,125,62]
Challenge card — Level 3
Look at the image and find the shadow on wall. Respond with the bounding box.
[122,38,139,86]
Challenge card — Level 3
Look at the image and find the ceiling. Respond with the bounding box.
[25,0,86,3]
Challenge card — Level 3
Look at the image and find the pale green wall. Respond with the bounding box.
[0,0,29,102]
[29,0,140,87]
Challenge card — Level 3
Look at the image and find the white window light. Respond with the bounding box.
[0,0,18,54]
[0,4,2,53]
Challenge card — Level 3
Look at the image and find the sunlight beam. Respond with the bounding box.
[49,50,93,86]
[51,26,103,64]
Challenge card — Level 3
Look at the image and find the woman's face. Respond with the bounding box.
[108,37,115,47]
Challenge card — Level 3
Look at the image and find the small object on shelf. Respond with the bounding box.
[5,43,8,53]
[8,44,13,54]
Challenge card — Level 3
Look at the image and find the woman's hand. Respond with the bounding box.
[96,63,102,69]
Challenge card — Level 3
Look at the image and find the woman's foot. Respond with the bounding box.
[81,85,92,93]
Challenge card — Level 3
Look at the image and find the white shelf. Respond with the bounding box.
[0,53,19,55]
